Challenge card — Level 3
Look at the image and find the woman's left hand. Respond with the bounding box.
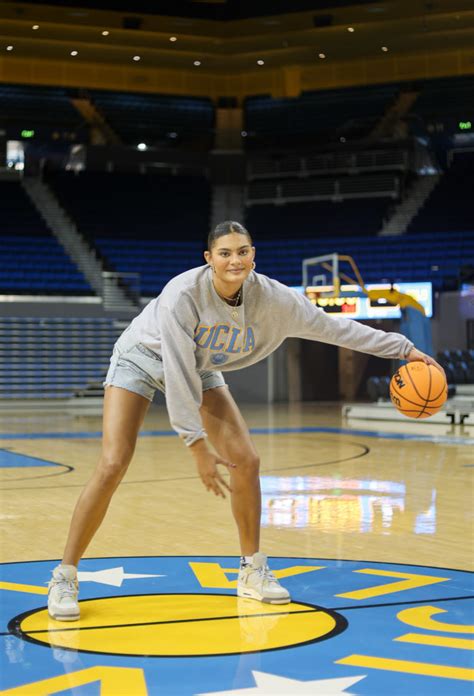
[406,348,446,379]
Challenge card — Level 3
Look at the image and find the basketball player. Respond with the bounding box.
[48,221,444,620]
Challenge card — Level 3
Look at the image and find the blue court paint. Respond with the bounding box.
[1,556,473,695]
[0,450,61,468]
[0,426,473,446]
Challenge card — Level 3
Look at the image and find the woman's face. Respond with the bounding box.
[205,233,255,285]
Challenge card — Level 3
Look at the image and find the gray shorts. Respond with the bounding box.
[104,332,226,402]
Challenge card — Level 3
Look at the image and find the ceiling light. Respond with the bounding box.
[193,60,201,66]
[101,30,109,36]
[137,143,147,151]
[169,36,177,42]
[347,27,355,32]
[318,53,326,59]
[32,24,39,30]
[6,45,14,51]
[257,59,265,65]
[133,55,141,61]
[70,50,78,56]
[381,46,389,52]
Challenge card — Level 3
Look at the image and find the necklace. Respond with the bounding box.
[216,286,242,320]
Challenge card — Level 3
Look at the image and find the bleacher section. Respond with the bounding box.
[408,151,474,234]
[91,90,215,148]
[408,76,474,132]
[252,231,473,290]
[45,171,210,295]
[0,318,122,399]
[0,83,85,141]
[96,240,202,297]
[246,199,392,238]
[244,83,399,148]
[0,180,91,294]
[47,171,210,241]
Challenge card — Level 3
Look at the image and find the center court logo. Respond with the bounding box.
[1,556,473,695]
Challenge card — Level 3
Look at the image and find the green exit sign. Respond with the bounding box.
[458,121,472,130]
[21,129,35,138]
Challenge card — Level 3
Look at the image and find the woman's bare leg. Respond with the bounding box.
[62,387,150,566]
[200,387,261,556]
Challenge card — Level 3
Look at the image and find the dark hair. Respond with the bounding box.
[207,221,252,250]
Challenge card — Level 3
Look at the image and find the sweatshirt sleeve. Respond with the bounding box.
[287,289,414,359]
[158,298,207,446]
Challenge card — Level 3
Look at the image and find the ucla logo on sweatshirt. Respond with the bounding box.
[194,323,255,356]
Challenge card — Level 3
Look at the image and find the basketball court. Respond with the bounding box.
[1,401,472,695]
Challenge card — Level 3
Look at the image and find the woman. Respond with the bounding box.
[48,221,443,620]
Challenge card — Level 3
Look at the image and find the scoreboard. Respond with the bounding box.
[291,282,433,319]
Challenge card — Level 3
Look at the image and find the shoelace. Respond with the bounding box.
[54,578,77,601]
[258,565,278,585]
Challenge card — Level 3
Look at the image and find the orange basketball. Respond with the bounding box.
[389,362,448,419]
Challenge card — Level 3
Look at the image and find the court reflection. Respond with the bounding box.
[261,475,436,534]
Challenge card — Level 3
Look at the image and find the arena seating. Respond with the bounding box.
[246,199,393,239]
[408,151,474,234]
[91,90,215,148]
[0,83,85,140]
[436,349,474,386]
[408,75,474,131]
[250,231,473,290]
[0,318,123,399]
[244,83,399,148]
[0,180,91,294]
[45,171,210,296]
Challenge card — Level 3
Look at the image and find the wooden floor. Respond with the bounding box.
[1,401,472,571]
[1,401,473,695]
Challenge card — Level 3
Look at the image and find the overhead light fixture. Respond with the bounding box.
[193,60,201,66]
[347,27,355,32]
[32,24,39,30]
[257,59,265,65]
[381,46,389,52]
[133,55,141,61]
[169,36,177,42]
[137,143,147,151]
[102,30,109,36]
[70,50,78,56]
[6,45,13,51]
[318,53,326,59]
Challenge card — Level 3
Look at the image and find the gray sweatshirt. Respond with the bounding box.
[126,265,413,445]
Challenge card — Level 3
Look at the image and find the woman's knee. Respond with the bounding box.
[233,452,260,480]
[96,448,134,486]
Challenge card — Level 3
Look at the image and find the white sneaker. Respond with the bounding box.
[48,565,80,621]
[237,553,291,604]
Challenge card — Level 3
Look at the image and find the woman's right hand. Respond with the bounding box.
[190,441,235,498]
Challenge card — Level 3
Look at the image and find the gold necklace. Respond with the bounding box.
[216,286,242,320]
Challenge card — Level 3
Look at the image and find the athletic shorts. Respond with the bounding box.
[103,331,226,402]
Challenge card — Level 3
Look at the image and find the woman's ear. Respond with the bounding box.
[203,250,211,264]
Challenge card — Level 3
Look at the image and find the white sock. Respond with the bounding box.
[240,555,254,567]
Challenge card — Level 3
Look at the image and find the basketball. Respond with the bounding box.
[390,362,448,419]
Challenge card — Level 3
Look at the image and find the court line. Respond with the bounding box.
[1,554,472,575]
[14,608,320,635]
[0,440,370,491]
[0,426,473,445]
[8,595,474,636]
[333,595,474,612]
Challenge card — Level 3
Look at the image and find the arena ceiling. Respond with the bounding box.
[1,0,473,97]
[14,0,384,21]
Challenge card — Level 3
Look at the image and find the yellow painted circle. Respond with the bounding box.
[20,594,340,656]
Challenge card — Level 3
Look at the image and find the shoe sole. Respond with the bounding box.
[48,611,80,621]
[237,587,291,604]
